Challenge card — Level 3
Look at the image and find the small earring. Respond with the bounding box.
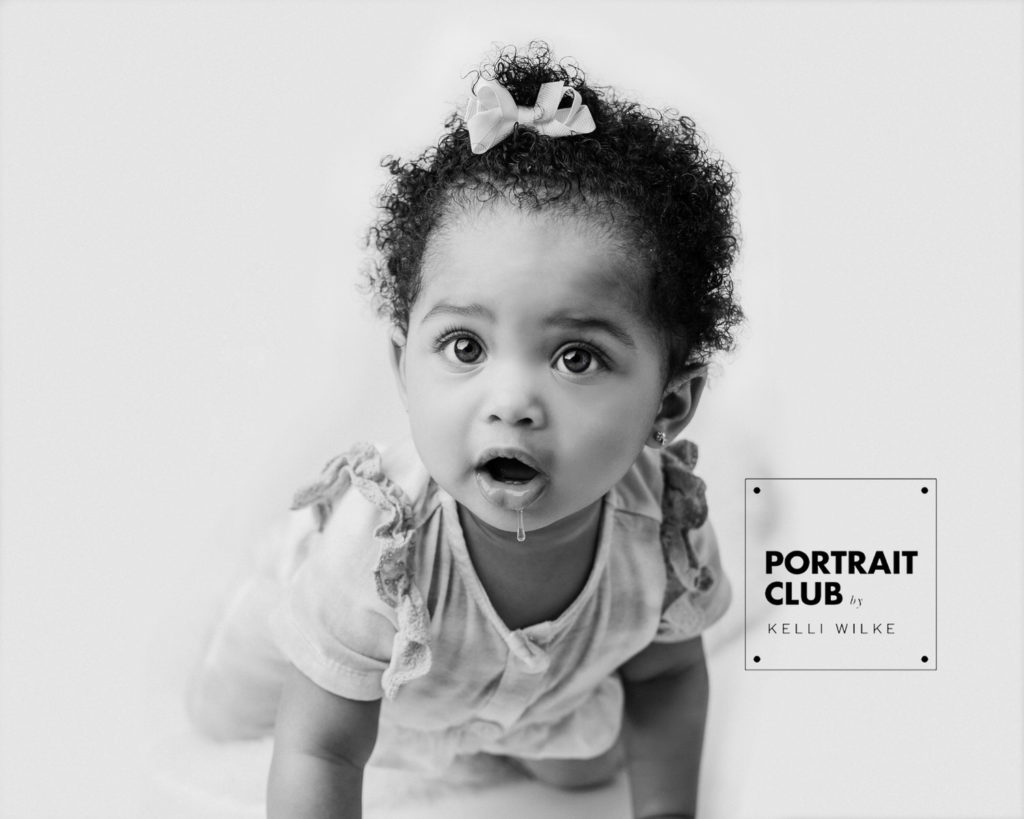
[653,430,667,447]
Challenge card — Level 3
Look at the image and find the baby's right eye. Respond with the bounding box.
[440,334,484,364]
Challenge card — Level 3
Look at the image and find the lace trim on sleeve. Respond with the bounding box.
[291,442,432,700]
[659,440,716,629]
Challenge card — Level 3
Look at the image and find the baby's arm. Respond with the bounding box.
[267,663,380,819]
[620,635,709,819]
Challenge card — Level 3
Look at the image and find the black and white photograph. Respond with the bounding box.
[0,2,1020,817]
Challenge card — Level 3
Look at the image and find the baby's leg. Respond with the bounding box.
[186,515,313,740]
[186,574,289,740]
[513,739,625,790]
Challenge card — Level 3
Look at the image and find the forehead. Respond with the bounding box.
[416,199,651,324]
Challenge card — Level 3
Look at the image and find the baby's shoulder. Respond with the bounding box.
[291,438,434,533]
[286,438,441,602]
[612,441,729,640]
[275,439,437,700]
[611,439,707,525]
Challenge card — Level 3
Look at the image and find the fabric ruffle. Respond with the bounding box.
[291,443,431,699]
[658,440,718,637]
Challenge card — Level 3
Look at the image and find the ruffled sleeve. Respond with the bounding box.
[270,443,432,700]
[653,440,732,642]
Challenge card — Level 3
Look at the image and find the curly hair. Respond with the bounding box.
[365,42,742,376]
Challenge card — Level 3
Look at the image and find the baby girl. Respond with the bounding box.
[189,42,742,819]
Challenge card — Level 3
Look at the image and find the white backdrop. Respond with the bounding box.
[1,2,1021,817]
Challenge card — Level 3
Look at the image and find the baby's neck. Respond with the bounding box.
[457,501,603,630]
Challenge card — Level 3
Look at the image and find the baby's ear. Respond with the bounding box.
[651,366,707,446]
[390,328,409,409]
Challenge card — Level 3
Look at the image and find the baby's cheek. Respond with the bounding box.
[574,422,645,473]
[575,391,658,440]
[407,369,459,414]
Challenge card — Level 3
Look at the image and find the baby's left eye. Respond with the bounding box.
[555,346,602,375]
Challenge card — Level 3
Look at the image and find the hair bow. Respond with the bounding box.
[465,79,596,154]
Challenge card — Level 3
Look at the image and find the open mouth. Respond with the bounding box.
[483,457,540,484]
[474,449,549,511]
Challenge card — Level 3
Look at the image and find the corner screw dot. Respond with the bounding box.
[753,487,761,494]
[921,487,929,494]
[753,655,761,663]
[921,655,929,662]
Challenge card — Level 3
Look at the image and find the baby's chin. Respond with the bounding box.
[453,492,534,533]
[432,471,550,534]
[453,488,600,539]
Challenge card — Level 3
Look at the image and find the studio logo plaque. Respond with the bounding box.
[745,479,936,670]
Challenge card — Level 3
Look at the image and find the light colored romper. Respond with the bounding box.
[265,436,731,772]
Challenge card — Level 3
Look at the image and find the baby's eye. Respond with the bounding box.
[442,335,484,364]
[555,346,603,375]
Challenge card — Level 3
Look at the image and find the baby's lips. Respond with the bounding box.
[474,446,546,477]
[474,469,549,511]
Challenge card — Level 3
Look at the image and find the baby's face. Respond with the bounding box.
[393,199,667,535]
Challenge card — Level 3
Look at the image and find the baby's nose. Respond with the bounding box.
[484,367,547,428]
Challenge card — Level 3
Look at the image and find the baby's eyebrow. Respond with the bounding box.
[547,314,637,348]
[421,302,494,322]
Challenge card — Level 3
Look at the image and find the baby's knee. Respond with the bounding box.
[185,578,289,741]
[185,669,271,742]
